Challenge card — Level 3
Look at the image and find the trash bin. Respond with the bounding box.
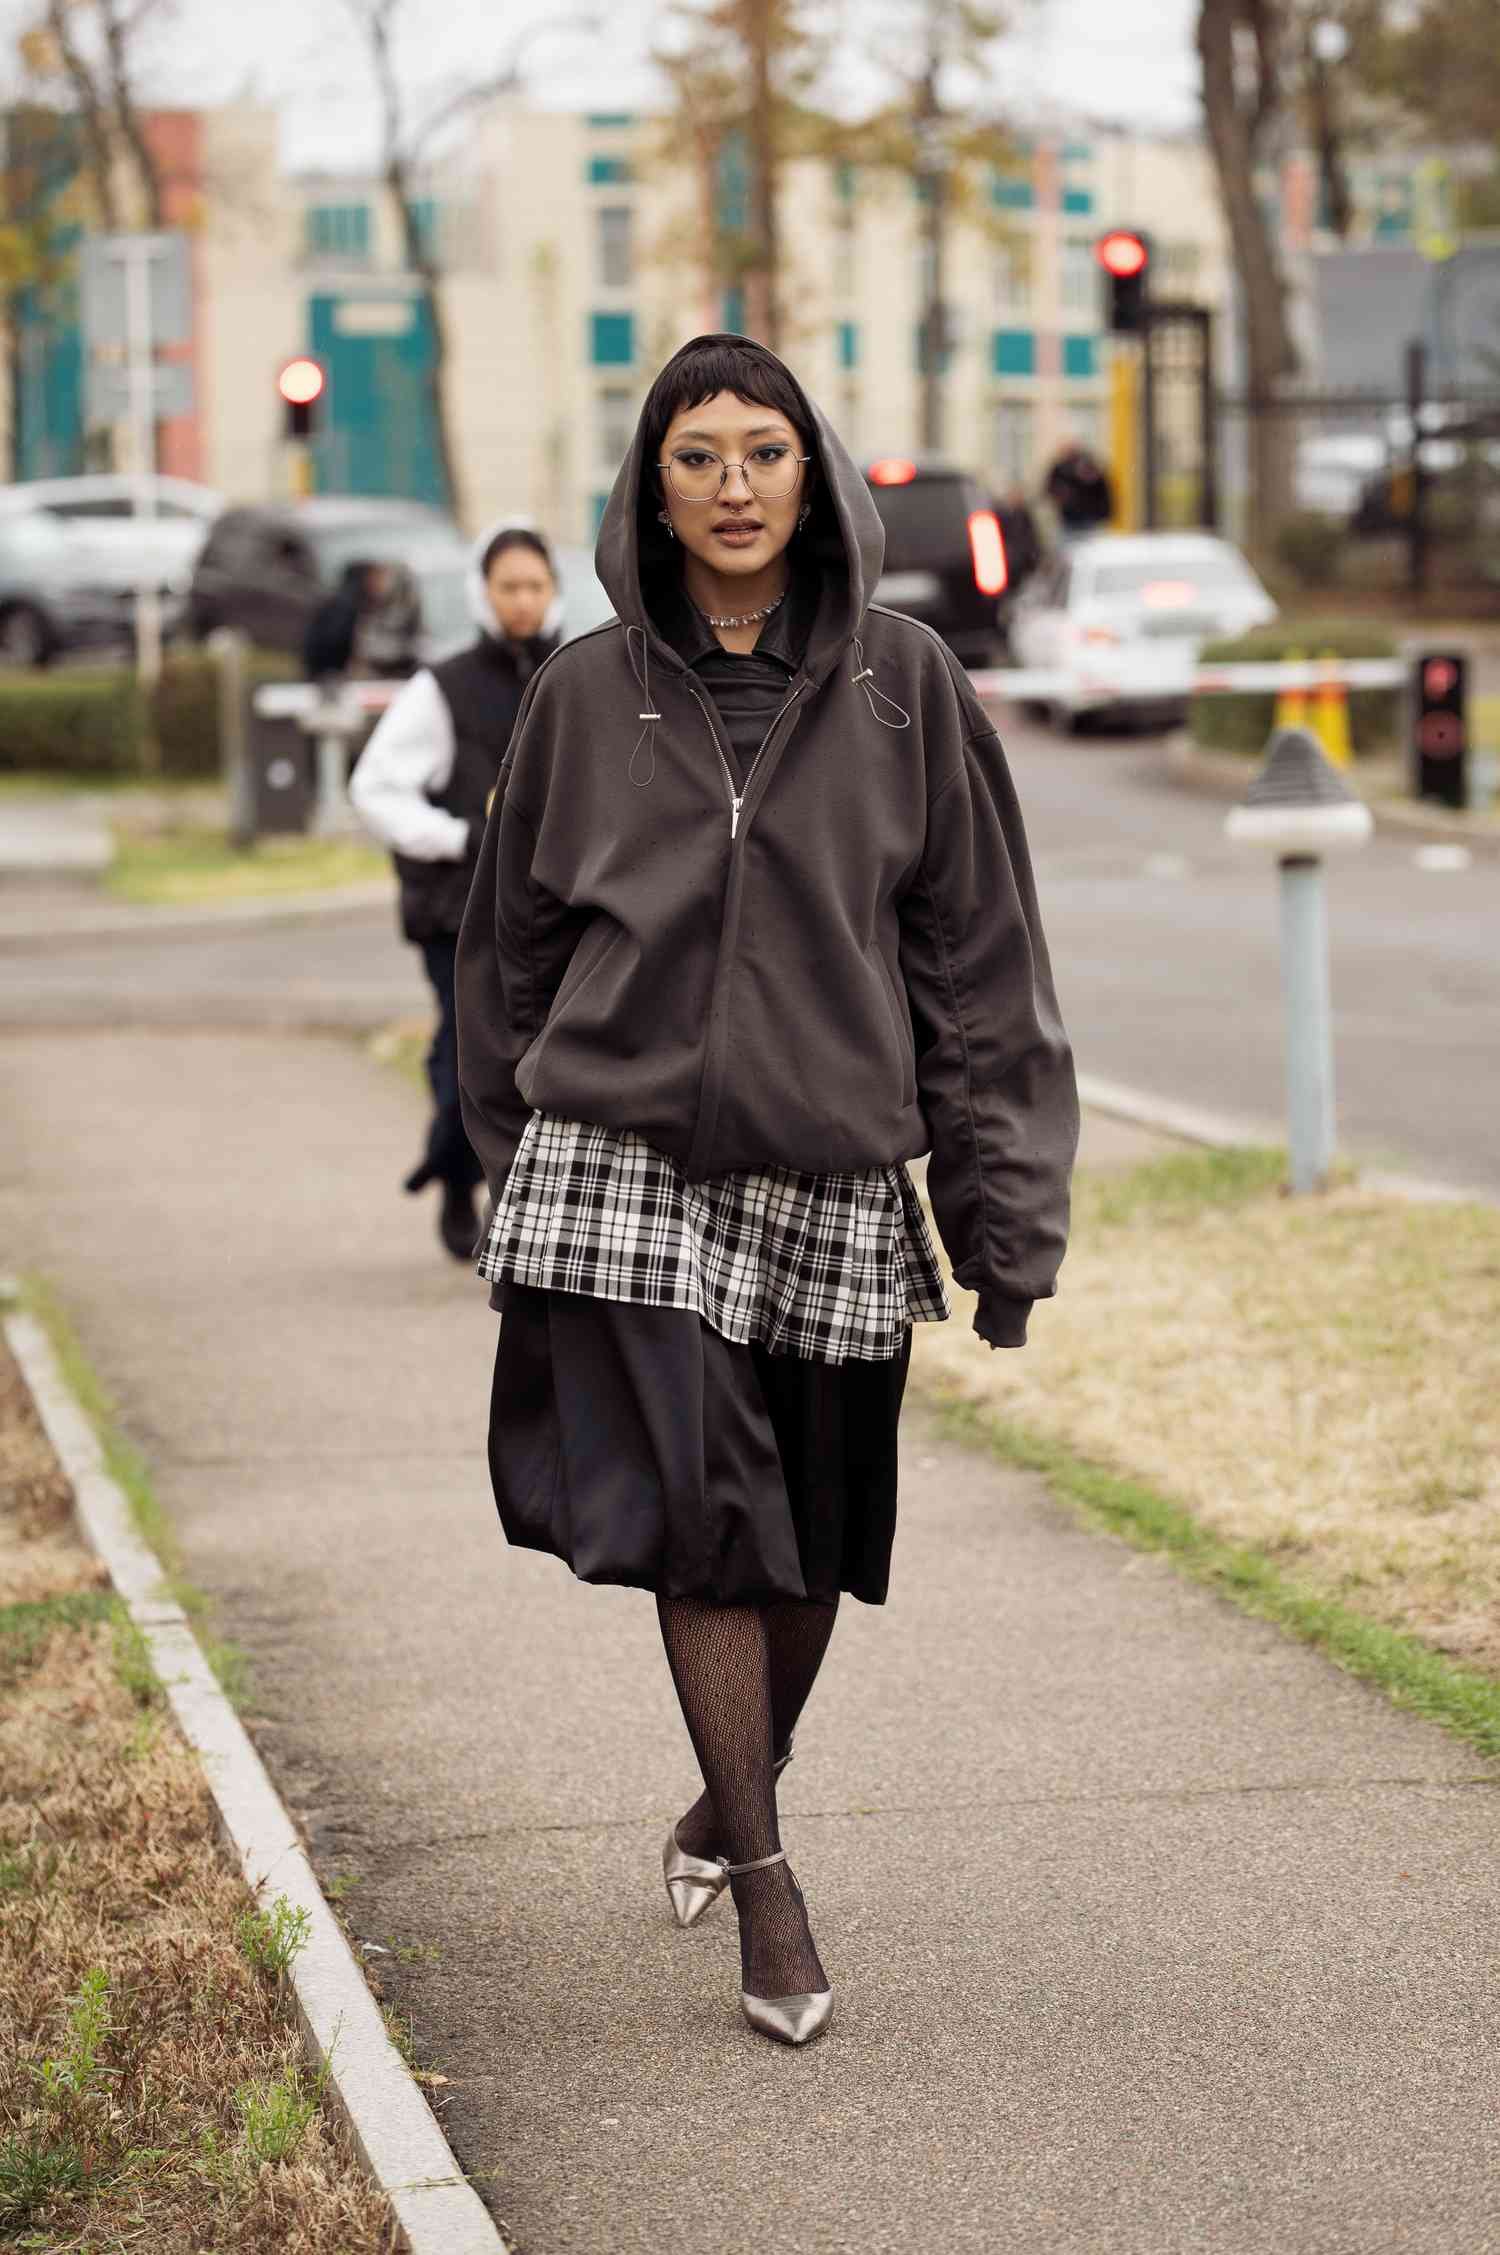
[247,707,314,836]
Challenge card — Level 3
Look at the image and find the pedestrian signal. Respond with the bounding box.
[278,357,326,441]
[1413,648,1467,809]
[1096,230,1151,334]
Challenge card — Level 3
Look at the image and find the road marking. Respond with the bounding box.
[1413,844,1473,873]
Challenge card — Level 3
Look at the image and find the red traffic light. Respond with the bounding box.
[868,457,917,486]
[1096,230,1149,280]
[278,357,326,408]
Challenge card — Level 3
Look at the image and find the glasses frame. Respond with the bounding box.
[657,448,813,503]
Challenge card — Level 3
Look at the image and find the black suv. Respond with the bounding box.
[864,458,1010,667]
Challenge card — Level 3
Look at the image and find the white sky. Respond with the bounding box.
[3,0,1202,171]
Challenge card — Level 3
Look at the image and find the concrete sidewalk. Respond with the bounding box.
[3,1025,1499,2254]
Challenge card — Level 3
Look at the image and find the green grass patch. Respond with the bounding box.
[0,1589,117,1687]
[17,1277,251,1707]
[106,827,389,908]
[924,1386,1500,1762]
[1075,1144,1288,1230]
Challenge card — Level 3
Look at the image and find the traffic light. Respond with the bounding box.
[278,357,326,441]
[1096,230,1151,335]
[1414,650,1468,809]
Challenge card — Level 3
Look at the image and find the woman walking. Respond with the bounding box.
[457,336,1078,2046]
[352,524,561,1260]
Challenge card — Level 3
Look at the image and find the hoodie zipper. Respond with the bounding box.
[684,678,804,840]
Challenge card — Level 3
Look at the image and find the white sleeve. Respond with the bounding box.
[349,670,469,861]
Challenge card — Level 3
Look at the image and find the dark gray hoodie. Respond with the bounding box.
[457,349,1078,1345]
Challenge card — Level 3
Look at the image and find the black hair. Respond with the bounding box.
[636,333,823,577]
[480,526,554,579]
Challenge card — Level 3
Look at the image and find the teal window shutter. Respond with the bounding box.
[587,155,632,186]
[992,328,1035,378]
[1062,187,1094,216]
[722,285,746,334]
[1062,334,1096,379]
[590,311,635,366]
[837,319,859,371]
[306,203,371,260]
[587,113,634,129]
[991,172,1034,211]
[834,159,857,203]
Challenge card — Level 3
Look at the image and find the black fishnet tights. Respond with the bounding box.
[657,1595,831,1999]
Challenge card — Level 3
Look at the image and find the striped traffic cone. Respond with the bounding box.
[1312,650,1353,769]
[1272,648,1307,731]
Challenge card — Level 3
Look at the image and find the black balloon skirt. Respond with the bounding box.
[488,1282,911,1606]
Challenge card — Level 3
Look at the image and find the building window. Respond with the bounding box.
[1061,236,1100,318]
[596,205,633,289]
[718,132,750,234]
[587,112,634,129]
[306,203,371,262]
[1062,334,1097,380]
[991,168,1034,211]
[598,385,634,470]
[722,284,746,334]
[408,197,441,265]
[590,311,635,367]
[1062,186,1094,216]
[992,327,1035,378]
[1066,399,1104,453]
[587,154,632,186]
[837,319,859,371]
[834,159,857,204]
[992,397,1034,488]
[992,237,1032,316]
[1160,239,1203,289]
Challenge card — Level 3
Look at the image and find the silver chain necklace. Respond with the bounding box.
[703,591,787,629]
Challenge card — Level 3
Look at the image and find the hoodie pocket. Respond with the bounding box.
[526,919,625,1072]
[871,945,917,1109]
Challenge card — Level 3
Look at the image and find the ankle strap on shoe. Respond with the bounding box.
[718,1849,788,1877]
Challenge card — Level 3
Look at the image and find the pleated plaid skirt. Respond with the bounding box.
[482,1115,949,1605]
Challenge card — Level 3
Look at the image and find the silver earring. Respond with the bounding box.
[797,503,811,528]
[657,510,676,540]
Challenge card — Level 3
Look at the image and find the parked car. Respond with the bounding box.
[0,505,149,666]
[863,456,1009,667]
[1007,531,1276,731]
[190,502,618,667]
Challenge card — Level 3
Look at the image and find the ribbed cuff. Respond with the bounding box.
[973,1293,1032,1350]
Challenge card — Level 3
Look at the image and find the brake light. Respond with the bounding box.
[868,457,918,485]
[1080,625,1121,645]
[967,510,1008,596]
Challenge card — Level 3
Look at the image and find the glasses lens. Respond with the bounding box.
[747,449,800,499]
[667,452,725,501]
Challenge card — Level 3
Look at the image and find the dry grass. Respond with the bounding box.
[0,1339,398,2253]
[106,825,389,907]
[913,1149,1500,1671]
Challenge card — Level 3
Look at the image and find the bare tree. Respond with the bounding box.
[1197,0,1299,550]
[27,0,170,226]
[341,0,598,522]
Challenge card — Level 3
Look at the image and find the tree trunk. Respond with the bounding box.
[45,0,118,227]
[916,38,945,453]
[1197,0,1299,553]
[742,0,780,348]
[100,0,164,228]
[389,157,464,522]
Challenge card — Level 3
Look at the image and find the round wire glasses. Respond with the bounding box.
[658,444,812,503]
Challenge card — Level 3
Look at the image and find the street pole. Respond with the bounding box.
[1278,857,1335,1192]
[1406,337,1429,598]
[1109,340,1141,529]
[122,235,163,692]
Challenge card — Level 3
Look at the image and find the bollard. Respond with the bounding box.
[208,627,253,850]
[1225,727,1373,1193]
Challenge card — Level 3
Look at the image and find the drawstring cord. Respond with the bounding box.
[850,636,910,729]
[626,623,659,787]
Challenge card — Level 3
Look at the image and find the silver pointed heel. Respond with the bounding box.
[719,1848,833,2047]
[662,1744,795,1930]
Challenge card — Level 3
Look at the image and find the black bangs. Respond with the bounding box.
[639,334,813,469]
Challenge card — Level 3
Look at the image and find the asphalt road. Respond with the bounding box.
[996,713,1500,1193]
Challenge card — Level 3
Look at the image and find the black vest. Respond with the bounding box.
[393,630,557,942]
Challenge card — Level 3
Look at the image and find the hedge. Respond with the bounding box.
[1190,617,1402,759]
[0,647,300,779]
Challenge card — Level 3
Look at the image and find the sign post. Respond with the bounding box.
[1413,651,1468,809]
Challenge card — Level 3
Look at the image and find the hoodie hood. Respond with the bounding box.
[593,341,885,687]
[467,516,565,642]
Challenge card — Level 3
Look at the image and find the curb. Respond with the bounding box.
[0,879,397,956]
[1,1295,509,2255]
[1162,735,1500,859]
[1075,1070,1493,1207]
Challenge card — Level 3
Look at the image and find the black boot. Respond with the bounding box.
[439,1181,478,1262]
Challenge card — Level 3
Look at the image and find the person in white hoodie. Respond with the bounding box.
[351,521,562,1259]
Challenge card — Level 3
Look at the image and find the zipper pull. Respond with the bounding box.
[730,795,743,839]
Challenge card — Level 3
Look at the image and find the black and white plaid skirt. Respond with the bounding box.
[477,1114,949,1365]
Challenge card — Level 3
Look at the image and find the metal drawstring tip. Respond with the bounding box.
[852,668,873,685]
[638,710,661,721]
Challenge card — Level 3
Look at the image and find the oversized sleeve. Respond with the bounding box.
[898,723,1079,1347]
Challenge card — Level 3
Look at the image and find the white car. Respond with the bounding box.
[0,473,224,603]
[1007,532,1276,731]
